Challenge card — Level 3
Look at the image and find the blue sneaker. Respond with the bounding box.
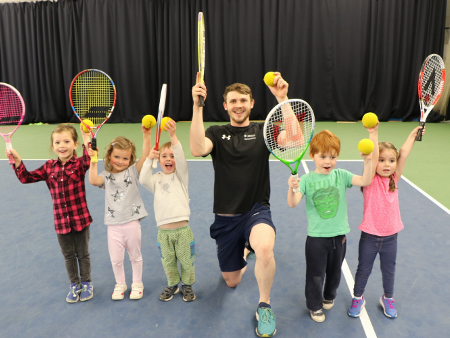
[66,283,81,303]
[80,282,93,302]
[255,306,276,337]
[348,296,365,317]
[380,295,397,318]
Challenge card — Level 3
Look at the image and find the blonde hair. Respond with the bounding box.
[309,130,341,157]
[158,141,172,159]
[51,124,79,157]
[103,136,136,173]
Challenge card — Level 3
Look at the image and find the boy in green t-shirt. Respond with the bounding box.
[287,130,373,323]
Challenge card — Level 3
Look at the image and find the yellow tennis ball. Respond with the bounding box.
[81,119,93,133]
[161,117,173,131]
[362,112,378,128]
[264,72,276,87]
[358,139,374,155]
[142,115,156,129]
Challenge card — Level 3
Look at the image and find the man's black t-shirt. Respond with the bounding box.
[205,122,270,214]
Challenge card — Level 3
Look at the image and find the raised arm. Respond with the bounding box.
[166,120,189,185]
[287,176,303,208]
[351,152,373,187]
[136,125,152,174]
[190,72,213,157]
[88,147,103,187]
[366,122,380,178]
[396,126,423,180]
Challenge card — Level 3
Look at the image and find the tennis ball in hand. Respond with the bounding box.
[161,117,173,131]
[264,72,276,86]
[142,115,156,129]
[362,112,378,128]
[81,119,93,133]
[358,139,374,155]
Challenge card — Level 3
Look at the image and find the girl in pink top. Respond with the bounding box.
[348,124,424,319]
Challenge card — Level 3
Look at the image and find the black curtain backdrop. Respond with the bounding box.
[0,0,446,124]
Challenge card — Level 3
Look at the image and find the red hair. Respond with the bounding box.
[309,130,341,157]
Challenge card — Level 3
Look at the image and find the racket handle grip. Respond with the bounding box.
[199,95,205,107]
[415,122,425,141]
[6,142,14,165]
[291,173,300,193]
[91,139,98,163]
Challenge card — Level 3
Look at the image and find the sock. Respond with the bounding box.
[259,302,271,309]
[354,296,363,300]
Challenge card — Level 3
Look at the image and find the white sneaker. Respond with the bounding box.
[112,284,127,300]
[130,282,144,300]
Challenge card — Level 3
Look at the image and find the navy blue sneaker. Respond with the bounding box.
[66,283,81,303]
[80,282,93,302]
[380,295,397,318]
[256,304,276,337]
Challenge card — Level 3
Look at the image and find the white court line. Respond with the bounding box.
[301,160,377,338]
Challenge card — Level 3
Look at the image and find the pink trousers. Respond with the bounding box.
[107,220,143,284]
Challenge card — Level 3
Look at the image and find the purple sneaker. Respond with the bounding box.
[348,296,365,317]
[380,294,397,318]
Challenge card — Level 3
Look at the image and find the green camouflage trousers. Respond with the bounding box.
[157,225,195,287]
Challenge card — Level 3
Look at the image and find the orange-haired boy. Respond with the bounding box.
[287,130,373,323]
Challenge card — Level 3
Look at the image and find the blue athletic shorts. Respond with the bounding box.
[210,203,276,272]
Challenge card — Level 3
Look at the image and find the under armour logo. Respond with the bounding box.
[222,134,231,140]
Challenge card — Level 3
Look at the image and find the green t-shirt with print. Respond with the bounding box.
[299,168,354,237]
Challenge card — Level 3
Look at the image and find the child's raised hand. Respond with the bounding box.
[5,148,21,165]
[359,151,373,161]
[165,119,177,137]
[87,146,98,159]
[288,175,300,190]
[412,125,425,138]
[148,146,159,160]
[141,124,152,136]
[364,121,379,133]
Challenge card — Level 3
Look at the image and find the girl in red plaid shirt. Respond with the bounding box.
[8,124,94,303]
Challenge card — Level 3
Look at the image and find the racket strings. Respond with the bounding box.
[0,86,24,134]
[265,101,313,162]
[420,56,445,106]
[72,71,115,125]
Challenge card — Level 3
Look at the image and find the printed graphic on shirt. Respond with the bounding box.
[244,134,256,140]
[106,207,115,218]
[112,190,124,202]
[105,174,115,184]
[124,175,132,187]
[222,134,231,140]
[311,185,340,219]
[131,204,141,216]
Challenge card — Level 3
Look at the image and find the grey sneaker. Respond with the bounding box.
[159,285,179,301]
[310,309,325,323]
[322,299,334,310]
[181,284,196,302]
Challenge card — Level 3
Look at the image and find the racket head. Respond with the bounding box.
[155,84,167,149]
[0,83,26,138]
[418,54,446,121]
[69,69,116,136]
[198,12,205,84]
[263,99,315,174]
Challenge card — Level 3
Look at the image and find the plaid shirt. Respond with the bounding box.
[13,145,93,234]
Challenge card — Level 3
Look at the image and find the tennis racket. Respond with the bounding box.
[263,99,315,193]
[198,12,206,107]
[152,84,167,168]
[0,83,26,165]
[416,54,446,141]
[69,69,116,163]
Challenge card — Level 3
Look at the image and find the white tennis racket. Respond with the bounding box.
[416,54,445,141]
[152,84,167,168]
